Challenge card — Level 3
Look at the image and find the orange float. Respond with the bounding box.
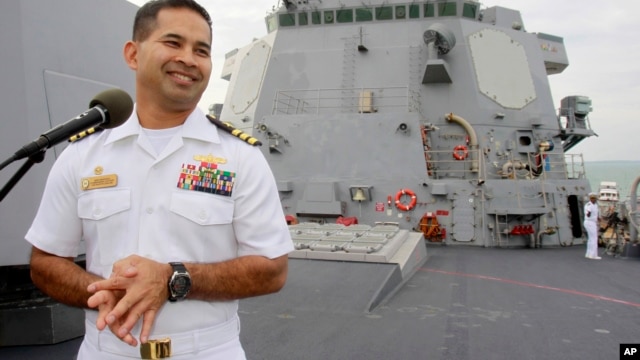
[395,189,417,212]
[452,145,468,160]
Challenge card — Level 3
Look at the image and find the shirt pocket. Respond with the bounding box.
[78,189,131,267]
[170,191,234,225]
[168,191,236,261]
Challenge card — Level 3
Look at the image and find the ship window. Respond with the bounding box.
[439,2,457,16]
[266,14,278,32]
[409,4,420,18]
[356,8,373,22]
[337,9,353,23]
[279,13,296,27]
[424,3,435,17]
[324,10,335,24]
[463,3,478,19]
[299,12,308,25]
[312,11,322,24]
[395,6,406,19]
[375,6,393,20]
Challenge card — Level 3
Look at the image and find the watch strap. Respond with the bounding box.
[169,262,187,273]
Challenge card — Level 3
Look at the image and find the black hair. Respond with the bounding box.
[133,0,212,42]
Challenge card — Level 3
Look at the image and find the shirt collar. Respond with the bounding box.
[104,106,220,145]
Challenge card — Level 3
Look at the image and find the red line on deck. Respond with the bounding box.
[422,268,640,308]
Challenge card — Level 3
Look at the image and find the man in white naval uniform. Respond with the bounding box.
[25,1,293,359]
[584,192,600,259]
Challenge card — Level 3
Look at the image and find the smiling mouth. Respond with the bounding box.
[170,72,196,82]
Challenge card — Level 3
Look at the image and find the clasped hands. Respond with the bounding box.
[87,255,171,346]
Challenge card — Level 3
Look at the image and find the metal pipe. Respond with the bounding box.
[446,113,479,173]
[530,233,536,248]
[501,160,528,178]
[474,188,486,247]
[536,227,560,248]
[537,231,544,248]
[501,161,513,178]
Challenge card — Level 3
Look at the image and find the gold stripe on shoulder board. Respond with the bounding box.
[69,127,103,143]
[206,115,262,146]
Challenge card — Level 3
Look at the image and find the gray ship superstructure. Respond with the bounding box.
[218,0,596,249]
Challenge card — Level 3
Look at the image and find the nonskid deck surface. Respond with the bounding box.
[1,245,638,360]
[239,245,640,360]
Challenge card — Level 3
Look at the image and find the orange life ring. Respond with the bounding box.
[453,145,468,160]
[285,214,299,225]
[395,189,417,212]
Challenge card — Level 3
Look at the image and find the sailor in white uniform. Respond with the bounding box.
[583,192,601,259]
[25,1,293,359]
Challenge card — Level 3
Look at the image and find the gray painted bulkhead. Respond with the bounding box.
[0,0,137,267]
[220,0,594,248]
[0,0,137,345]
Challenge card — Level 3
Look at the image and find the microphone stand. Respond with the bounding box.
[0,150,46,202]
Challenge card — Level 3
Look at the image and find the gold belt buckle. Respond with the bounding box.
[140,338,172,359]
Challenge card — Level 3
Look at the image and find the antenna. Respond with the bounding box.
[283,0,296,11]
[422,23,456,84]
[423,23,457,55]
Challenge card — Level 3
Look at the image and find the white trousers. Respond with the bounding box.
[78,316,246,360]
[77,336,246,360]
[584,220,598,258]
[77,330,246,360]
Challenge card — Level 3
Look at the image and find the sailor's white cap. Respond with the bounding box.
[588,192,598,198]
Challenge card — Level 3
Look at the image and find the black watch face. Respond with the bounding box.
[172,275,191,295]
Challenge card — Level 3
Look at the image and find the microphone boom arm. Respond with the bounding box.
[0,151,46,202]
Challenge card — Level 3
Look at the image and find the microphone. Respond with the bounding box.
[12,88,133,161]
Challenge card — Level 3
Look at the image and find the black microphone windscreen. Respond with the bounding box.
[89,88,134,129]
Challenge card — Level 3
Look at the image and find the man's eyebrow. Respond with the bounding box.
[161,33,211,51]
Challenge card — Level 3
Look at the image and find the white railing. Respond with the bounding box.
[563,153,587,180]
[423,149,588,183]
[423,148,481,180]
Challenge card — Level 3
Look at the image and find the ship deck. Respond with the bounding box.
[1,244,639,360]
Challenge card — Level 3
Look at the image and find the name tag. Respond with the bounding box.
[81,174,118,190]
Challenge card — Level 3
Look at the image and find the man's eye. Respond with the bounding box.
[196,49,210,57]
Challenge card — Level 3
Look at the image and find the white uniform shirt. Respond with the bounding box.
[26,107,294,336]
[584,201,599,222]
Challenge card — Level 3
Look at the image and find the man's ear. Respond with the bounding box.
[123,41,138,70]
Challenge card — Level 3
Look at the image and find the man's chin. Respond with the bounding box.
[163,93,203,111]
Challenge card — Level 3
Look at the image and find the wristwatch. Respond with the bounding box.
[168,262,191,302]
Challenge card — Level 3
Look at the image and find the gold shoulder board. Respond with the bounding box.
[206,115,262,146]
[68,127,103,143]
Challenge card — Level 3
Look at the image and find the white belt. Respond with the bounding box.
[84,315,240,358]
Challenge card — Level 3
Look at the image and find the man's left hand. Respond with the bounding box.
[87,255,171,344]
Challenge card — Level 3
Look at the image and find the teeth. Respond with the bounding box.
[173,73,192,81]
